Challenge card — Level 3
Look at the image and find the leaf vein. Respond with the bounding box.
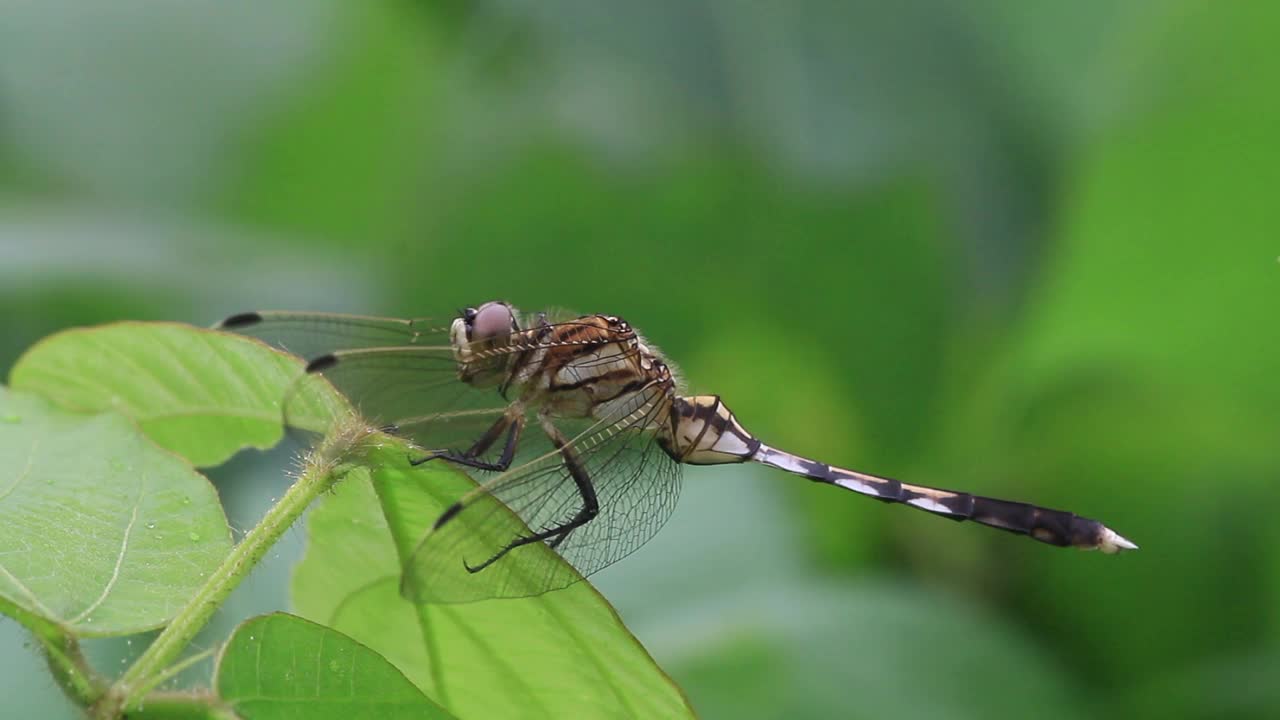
[0,438,39,503]
[69,483,143,624]
[0,562,61,621]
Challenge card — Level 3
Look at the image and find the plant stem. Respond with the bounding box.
[112,453,344,711]
[119,690,239,719]
[125,645,219,707]
[0,596,104,707]
[41,630,102,708]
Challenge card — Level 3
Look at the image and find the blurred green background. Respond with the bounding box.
[1,2,1277,718]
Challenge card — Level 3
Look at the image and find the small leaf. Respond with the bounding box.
[292,442,696,719]
[0,388,231,635]
[9,322,345,467]
[216,613,455,720]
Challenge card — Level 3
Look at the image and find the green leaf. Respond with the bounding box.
[216,612,455,720]
[0,388,231,636]
[292,444,696,720]
[8,322,345,467]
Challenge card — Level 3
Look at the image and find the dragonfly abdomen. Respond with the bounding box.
[663,395,762,464]
[754,444,1136,553]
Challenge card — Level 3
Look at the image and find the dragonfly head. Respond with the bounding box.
[452,301,522,382]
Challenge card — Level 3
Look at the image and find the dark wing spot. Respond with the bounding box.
[305,354,339,373]
[218,311,263,329]
[433,502,464,529]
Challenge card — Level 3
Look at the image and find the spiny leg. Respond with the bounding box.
[462,418,600,574]
[411,413,524,472]
[547,528,575,550]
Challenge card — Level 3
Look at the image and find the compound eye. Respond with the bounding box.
[470,302,515,342]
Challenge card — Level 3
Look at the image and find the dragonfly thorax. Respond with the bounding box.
[538,317,672,420]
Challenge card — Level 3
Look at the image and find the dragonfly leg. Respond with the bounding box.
[547,527,575,550]
[410,414,524,471]
[462,418,599,574]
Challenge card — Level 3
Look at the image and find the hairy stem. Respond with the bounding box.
[0,597,106,708]
[110,450,347,712]
[125,646,220,709]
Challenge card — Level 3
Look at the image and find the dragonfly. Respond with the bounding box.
[220,301,1136,603]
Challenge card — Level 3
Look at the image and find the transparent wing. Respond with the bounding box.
[216,309,641,465]
[401,383,681,603]
[314,347,524,454]
[217,310,521,457]
[217,310,452,361]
